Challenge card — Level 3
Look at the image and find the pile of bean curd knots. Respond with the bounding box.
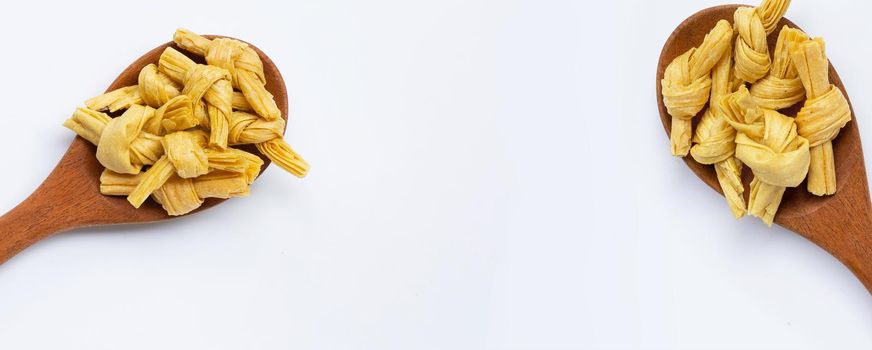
[64,29,309,216]
[661,0,852,226]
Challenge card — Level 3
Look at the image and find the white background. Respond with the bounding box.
[0,0,870,349]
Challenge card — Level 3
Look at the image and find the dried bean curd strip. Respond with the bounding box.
[749,26,807,110]
[733,0,790,83]
[792,38,851,196]
[722,87,809,226]
[691,40,746,218]
[170,29,309,177]
[662,20,732,157]
[174,29,281,121]
[159,47,233,149]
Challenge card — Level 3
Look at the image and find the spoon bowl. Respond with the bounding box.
[657,5,872,292]
[0,35,288,263]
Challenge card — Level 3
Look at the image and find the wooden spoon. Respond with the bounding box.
[0,35,288,264]
[657,5,872,292]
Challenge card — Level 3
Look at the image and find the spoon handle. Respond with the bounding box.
[0,197,70,264]
[0,148,106,264]
[782,167,872,293]
[809,212,872,293]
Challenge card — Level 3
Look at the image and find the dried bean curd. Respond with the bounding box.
[662,0,852,225]
[65,29,308,216]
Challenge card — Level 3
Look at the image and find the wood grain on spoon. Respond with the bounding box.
[657,5,872,292]
[0,36,288,264]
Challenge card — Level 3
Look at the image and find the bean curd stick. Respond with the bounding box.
[162,131,209,179]
[690,40,746,218]
[662,20,732,157]
[256,139,309,178]
[127,156,176,208]
[158,95,199,133]
[152,175,203,216]
[86,86,142,113]
[194,171,251,199]
[757,0,791,34]
[205,148,264,184]
[732,0,790,83]
[100,170,144,196]
[169,29,309,177]
[138,64,182,108]
[174,29,281,121]
[232,91,252,111]
[750,26,807,110]
[721,87,810,225]
[159,47,233,149]
[792,39,851,196]
[738,110,809,226]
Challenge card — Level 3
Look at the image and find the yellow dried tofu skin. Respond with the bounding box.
[691,38,736,166]
[157,95,199,133]
[86,86,142,112]
[127,155,175,208]
[733,7,771,83]
[792,38,851,196]
[194,171,250,199]
[159,47,234,150]
[750,26,808,110]
[170,29,308,177]
[174,29,280,121]
[256,139,308,178]
[100,170,144,196]
[721,86,810,226]
[229,111,284,145]
[690,39,747,219]
[232,91,252,111]
[205,147,263,183]
[736,110,810,226]
[756,0,791,34]
[162,130,209,178]
[152,175,203,216]
[661,20,732,157]
[63,108,111,145]
[194,100,209,128]
[139,64,182,108]
[731,0,790,83]
[660,0,853,225]
[64,29,308,216]
[96,105,162,174]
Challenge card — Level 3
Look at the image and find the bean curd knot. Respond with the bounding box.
[691,37,746,218]
[791,38,851,196]
[796,87,851,148]
[139,64,182,108]
[662,20,732,157]
[160,47,234,149]
[228,111,284,145]
[732,0,790,83]
[749,26,807,109]
[95,105,163,174]
[175,29,281,121]
[722,86,810,226]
